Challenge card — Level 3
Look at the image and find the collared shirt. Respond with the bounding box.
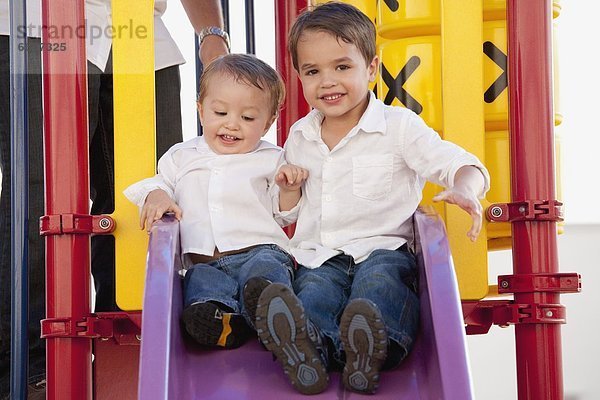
[85,0,185,72]
[0,0,41,36]
[123,136,293,267]
[285,93,490,268]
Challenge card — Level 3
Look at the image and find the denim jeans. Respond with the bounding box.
[293,246,419,369]
[0,36,46,394]
[88,53,183,311]
[183,245,294,325]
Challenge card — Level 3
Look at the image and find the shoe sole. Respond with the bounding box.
[255,283,329,395]
[182,302,250,349]
[340,299,388,394]
[242,277,271,328]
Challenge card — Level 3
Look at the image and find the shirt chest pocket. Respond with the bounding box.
[352,154,393,200]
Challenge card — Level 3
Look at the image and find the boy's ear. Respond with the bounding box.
[196,102,205,124]
[368,56,380,82]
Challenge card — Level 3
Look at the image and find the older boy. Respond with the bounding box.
[124,54,307,349]
[254,2,490,395]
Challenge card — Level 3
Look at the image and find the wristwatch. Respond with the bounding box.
[198,26,231,51]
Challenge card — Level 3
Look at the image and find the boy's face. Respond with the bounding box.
[295,30,378,127]
[198,73,276,155]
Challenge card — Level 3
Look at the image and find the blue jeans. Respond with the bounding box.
[293,246,419,369]
[183,245,294,325]
[0,35,46,394]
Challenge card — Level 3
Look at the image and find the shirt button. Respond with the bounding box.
[324,195,332,202]
[326,156,333,162]
[213,169,220,175]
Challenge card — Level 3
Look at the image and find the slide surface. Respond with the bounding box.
[138,209,473,399]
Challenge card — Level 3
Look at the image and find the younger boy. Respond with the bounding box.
[254,2,490,394]
[124,54,308,349]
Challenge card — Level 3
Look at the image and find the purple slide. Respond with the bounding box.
[138,209,474,399]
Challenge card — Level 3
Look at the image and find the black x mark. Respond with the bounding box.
[381,0,399,12]
[381,56,423,114]
[483,41,507,103]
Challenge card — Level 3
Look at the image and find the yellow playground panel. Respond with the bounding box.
[112,0,156,310]
[113,0,563,309]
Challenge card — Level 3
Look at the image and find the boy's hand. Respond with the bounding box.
[433,187,483,242]
[140,189,183,233]
[276,164,309,193]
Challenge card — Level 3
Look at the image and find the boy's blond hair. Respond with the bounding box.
[198,53,285,117]
[288,2,376,71]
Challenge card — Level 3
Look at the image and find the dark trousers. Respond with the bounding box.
[88,52,183,311]
[0,35,46,395]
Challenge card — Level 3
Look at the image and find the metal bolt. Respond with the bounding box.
[136,334,142,341]
[500,280,509,288]
[545,311,553,317]
[518,206,526,213]
[99,218,111,230]
[490,206,503,218]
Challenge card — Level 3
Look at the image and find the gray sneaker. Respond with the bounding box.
[255,283,329,395]
[340,299,388,394]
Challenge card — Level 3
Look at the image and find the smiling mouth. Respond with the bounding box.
[219,134,240,142]
[320,93,344,101]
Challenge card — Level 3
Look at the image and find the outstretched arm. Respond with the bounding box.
[180,0,229,65]
[433,165,485,241]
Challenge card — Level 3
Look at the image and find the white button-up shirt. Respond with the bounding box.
[0,0,41,36]
[85,0,185,72]
[285,93,490,268]
[124,136,293,267]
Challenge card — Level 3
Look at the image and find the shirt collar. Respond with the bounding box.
[292,92,387,142]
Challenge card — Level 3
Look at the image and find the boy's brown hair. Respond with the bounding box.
[198,53,285,117]
[288,1,376,71]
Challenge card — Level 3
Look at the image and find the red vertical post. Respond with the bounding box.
[507,1,563,399]
[274,0,309,145]
[42,0,92,398]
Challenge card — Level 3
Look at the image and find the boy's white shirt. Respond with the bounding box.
[123,136,295,268]
[285,92,491,269]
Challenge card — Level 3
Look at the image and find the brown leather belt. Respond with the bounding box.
[188,245,260,264]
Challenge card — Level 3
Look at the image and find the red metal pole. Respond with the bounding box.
[275,0,309,146]
[507,1,563,399]
[42,0,92,398]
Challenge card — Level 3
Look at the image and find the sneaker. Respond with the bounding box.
[181,301,251,349]
[242,276,271,328]
[339,299,388,394]
[255,283,329,395]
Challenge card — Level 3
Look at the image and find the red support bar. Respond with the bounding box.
[498,273,581,294]
[39,214,116,235]
[275,0,309,146]
[507,1,565,398]
[487,199,563,223]
[41,0,92,398]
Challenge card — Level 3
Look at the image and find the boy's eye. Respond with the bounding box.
[214,111,227,116]
[336,65,350,71]
[305,69,318,76]
[242,116,255,121]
